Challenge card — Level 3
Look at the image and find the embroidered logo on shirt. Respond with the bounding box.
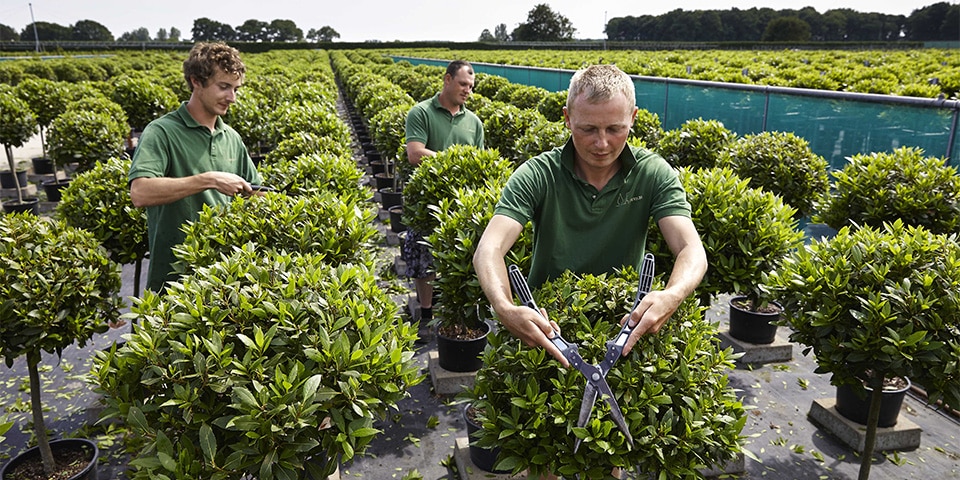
[617,193,644,206]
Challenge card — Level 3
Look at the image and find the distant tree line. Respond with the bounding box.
[604,2,959,42]
[0,17,340,44]
[477,2,957,42]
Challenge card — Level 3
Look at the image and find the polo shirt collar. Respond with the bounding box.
[175,101,226,132]
[431,93,465,118]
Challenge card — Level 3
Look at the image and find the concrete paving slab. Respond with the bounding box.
[808,398,923,453]
[428,350,478,395]
[718,328,794,366]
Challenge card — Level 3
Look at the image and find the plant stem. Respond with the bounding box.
[28,351,56,475]
[858,379,884,480]
[5,145,24,204]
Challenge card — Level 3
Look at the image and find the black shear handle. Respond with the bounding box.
[601,253,656,372]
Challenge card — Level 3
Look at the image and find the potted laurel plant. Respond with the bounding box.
[0,213,122,479]
[173,190,378,279]
[404,145,514,372]
[428,182,532,373]
[463,269,747,478]
[816,146,960,234]
[657,118,736,171]
[763,220,960,480]
[92,248,421,480]
[110,75,179,153]
[676,167,804,344]
[46,96,128,199]
[0,90,39,214]
[718,130,829,220]
[14,78,69,173]
[54,156,149,297]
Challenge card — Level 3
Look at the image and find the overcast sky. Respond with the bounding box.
[0,0,946,43]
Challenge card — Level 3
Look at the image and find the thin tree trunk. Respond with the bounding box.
[858,380,884,480]
[28,351,56,474]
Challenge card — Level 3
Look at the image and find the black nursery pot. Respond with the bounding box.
[835,377,911,428]
[0,169,27,189]
[728,296,780,345]
[463,403,510,474]
[32,157,55,175]
[0,438,99,480]
[436,321,490,373]
[42,178,72,202]
[388,205,406,233]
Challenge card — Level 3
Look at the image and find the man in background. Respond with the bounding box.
[404,59,485,321]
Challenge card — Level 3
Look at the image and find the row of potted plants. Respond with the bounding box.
[0,49,421,480]
[338,51,960,480]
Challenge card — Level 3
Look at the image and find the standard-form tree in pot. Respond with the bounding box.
[54,156,149,297]
[46,96,128,176]
[0,89,39,212]
[403,145,514,367]
[110,74,180,149]
[677,167,804,343]
[0,213,122,478]
[14,78,69,165]
[763,220,960,480]
[93,248,421,479]
[463,269,747,478]
[816,146,960,234]
[718,130,829,220]
[428,183,532,372]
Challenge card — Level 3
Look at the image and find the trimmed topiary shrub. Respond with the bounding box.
[55,156,148,267]
[403,145,513,234]
[174,191,378,278]
[110,75,180,131]
[515,118,568,167]
[93,248,421,480]
[657,118,736,171]
[482,104,546,165]
[718,131,829,219]
[465,269,747,478]
[816,146,960,234]
[257,152,370,205]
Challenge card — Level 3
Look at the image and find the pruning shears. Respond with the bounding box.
[507,253,656,453]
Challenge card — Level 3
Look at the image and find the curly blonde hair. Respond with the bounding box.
[182,42,246,91]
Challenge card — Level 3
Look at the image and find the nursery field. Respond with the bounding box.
[1,47,959,480]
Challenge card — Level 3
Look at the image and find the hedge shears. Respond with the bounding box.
[507,253,655,453]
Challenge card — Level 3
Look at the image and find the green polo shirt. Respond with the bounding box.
[405,93,484,151]
[128,102,260,292]
[496,140,690,287]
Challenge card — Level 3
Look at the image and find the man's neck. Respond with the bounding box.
[185,99,217,131]
[437,93,462,116]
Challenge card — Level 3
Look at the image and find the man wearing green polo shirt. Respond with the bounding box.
[403,60,485,321]
[474,64,707,370]
[129,42,261,293]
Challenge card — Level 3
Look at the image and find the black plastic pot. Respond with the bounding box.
[0,438,99,480]
[370,160,386,175]
[728,296,780,344]
[463,403,510,474]
[2,197,40,215]
[0,169,27,189]
[437,320,490,373]
[365,150,382,163]
[32,157,55,175]
[835,377,911,428]
[42,178,71,202]
[373,172,394,191]
[378,187,403,210]
[388,205,406,233]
